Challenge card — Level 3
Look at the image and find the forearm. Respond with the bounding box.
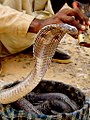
[28,19,42,33]
[28,6,89,34]
[0,4,34,36]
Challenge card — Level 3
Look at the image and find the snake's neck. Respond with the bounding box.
[0,58,50,104]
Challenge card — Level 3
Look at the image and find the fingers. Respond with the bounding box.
[59,7,90,30]
[60,15,86,31]
[68,8,89,25]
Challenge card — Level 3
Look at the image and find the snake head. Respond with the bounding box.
[59,24,78,36]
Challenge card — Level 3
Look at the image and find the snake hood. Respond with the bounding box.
[40,24,78,35]
[0,24,78,104]
[58,24,78,36]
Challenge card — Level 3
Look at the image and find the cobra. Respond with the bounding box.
[0,24,78,104]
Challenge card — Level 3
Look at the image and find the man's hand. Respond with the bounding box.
[52,8,89,30]
[29,8,90,34]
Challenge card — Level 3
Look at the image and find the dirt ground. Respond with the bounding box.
[0,34,90,116]
[0,34,90,97]
[0,4,90,119]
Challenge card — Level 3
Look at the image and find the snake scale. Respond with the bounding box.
[0,24,78,104]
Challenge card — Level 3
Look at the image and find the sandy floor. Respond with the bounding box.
[0,34,90,97]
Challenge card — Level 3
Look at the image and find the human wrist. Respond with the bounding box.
[28,18,43,33]
[28,16,62,33]
[28,18,53,33]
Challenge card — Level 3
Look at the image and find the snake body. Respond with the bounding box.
[25,92,78,111]
[11,98,41,115]
[11,92,78,115]
[0,24,78,104]
[35,99,73,114]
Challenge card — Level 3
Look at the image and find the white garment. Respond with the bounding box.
[0,0,54,55]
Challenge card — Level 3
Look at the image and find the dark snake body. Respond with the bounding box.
[11,92,78,115]
[5,82,78,115]
[36,99,73,114]
[25,92,78,111]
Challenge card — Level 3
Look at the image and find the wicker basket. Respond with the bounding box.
[0,80,89,120]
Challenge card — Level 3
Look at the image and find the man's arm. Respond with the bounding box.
[28,7,89,34]
[0,4,89,35]
[0,4,35,36]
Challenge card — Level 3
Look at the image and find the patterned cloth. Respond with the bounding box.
[0,80,89,120]
[0,104,89,120]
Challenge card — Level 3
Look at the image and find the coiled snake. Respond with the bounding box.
[0,24,78,104]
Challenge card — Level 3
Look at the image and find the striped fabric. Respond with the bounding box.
[0,103,89,120]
